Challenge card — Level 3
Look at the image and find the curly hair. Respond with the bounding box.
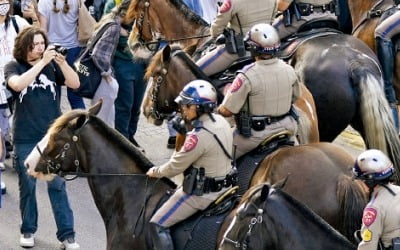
[13,27,49,62]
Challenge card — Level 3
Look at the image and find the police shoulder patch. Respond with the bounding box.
[362,207,377,227]
[219,0,232,13]
[183,134,199,152]
[230,74,244,93]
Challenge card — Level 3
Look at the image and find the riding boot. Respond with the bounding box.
[149,223,174,250]
[376,37,399,130]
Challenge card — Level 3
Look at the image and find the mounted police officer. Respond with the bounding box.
[195,0,276,76]
[146,80,235,249]
[373,0,400,129]
[272,0,337,40]
[353,149,400,250]
[218,23,299,158]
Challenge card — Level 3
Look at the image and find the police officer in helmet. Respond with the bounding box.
[146,80,234,249]
[353,149,400,250]
[218,23,300,158]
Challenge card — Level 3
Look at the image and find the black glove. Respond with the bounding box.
[215,34,226,45]
[171,115,187,134]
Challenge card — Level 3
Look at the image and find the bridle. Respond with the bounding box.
[351,0,393,35]
[133,0,211,52]
[223,201,265,250]
[35,117,148,180]
[149,49,211,121]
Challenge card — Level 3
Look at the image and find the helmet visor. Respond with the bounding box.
[174,92,194,105]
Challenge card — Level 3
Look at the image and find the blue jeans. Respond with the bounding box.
[66,47,85,109]
[14,143,75,241]
[113,57,146,138]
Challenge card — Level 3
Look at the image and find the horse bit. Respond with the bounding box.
[223,202,264,250]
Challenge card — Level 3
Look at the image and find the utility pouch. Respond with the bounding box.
[235,33,246,57]
[183,167,198,195]
[193,167,206,196]
[393,237,400,250]
[298,3,312,16]
[251,117,266,131]
[236,112,252,137]
[223,28,237,54]
[283,8,292,26]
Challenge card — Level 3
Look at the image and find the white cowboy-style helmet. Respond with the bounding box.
[353,149,394,180]
[245,23,280,55]
[175,80,217,112]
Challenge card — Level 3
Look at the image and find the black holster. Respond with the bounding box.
[223,28,237,54]
[182,167,206,196]
[283,9,292,26]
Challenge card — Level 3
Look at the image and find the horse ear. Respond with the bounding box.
[76,114,88,129]
[162,45,171,63]
[88,99,103,116]
[260,184,270,202]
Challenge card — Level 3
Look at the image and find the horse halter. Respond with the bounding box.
[133,0,162,52]
[149,49,212,121]
[223,202,264,250]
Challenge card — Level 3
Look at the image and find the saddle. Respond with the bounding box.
[279,23,342,60]
[148,186,240,250]
[236,130,294,195]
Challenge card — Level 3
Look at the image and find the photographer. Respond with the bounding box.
[4,27,80,249]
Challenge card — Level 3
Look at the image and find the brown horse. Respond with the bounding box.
[126,0,400,176]
[142,44,319,144]
[343,0,400,99]
[24,102,366,247]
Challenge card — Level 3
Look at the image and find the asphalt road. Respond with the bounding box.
[0,87,366,249]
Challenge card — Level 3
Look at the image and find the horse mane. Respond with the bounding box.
[47,109,155,172]
[126,0,208,27]
[145,43,187,80]
[271,188,354,244]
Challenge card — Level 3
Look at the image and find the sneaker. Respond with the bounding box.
[167,136,176,149]
[1,181,5,194]
[19,233,34,248]
[61,237,80,250]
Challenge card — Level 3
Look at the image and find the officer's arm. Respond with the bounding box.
[210,0,236,37]
[218,105,234,117]
[357,206,383,250]
[277,0,292,12]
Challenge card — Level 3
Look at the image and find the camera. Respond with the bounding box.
[54,45,68,56]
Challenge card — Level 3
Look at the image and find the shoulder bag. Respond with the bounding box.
[77,0,97,45]
[74,22,115,99]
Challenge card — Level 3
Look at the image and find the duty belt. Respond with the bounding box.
[297,2,335,16]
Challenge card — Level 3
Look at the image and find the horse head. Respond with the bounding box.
[142,44,198,125]
[125,0,210,60]
[24,101,103,181]
[220,184,273,250]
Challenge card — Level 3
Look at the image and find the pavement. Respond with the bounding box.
[0,87,365,249]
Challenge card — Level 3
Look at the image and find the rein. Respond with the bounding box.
[35,118,148,180]
[351,0,391,34]
[149,49,221,120]
[223,202,264,250]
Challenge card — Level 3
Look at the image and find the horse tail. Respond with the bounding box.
[337,175,367,244]
[295,106,311,144]
[352,62,400,183]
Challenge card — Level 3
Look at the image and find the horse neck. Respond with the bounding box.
[267,195,355,249]
[153,0,209,48]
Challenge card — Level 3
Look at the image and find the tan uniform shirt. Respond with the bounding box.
[358,184,400,250]
[153,114,233,179]
[222,58,299,116]
[210,0,277,38]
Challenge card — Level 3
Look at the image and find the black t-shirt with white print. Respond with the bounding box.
[4,60,65,144]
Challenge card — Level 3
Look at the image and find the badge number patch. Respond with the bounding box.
[362,229,372,242]
[183,134,198,152]
[219,0,232,13]
[362,207,377,227]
